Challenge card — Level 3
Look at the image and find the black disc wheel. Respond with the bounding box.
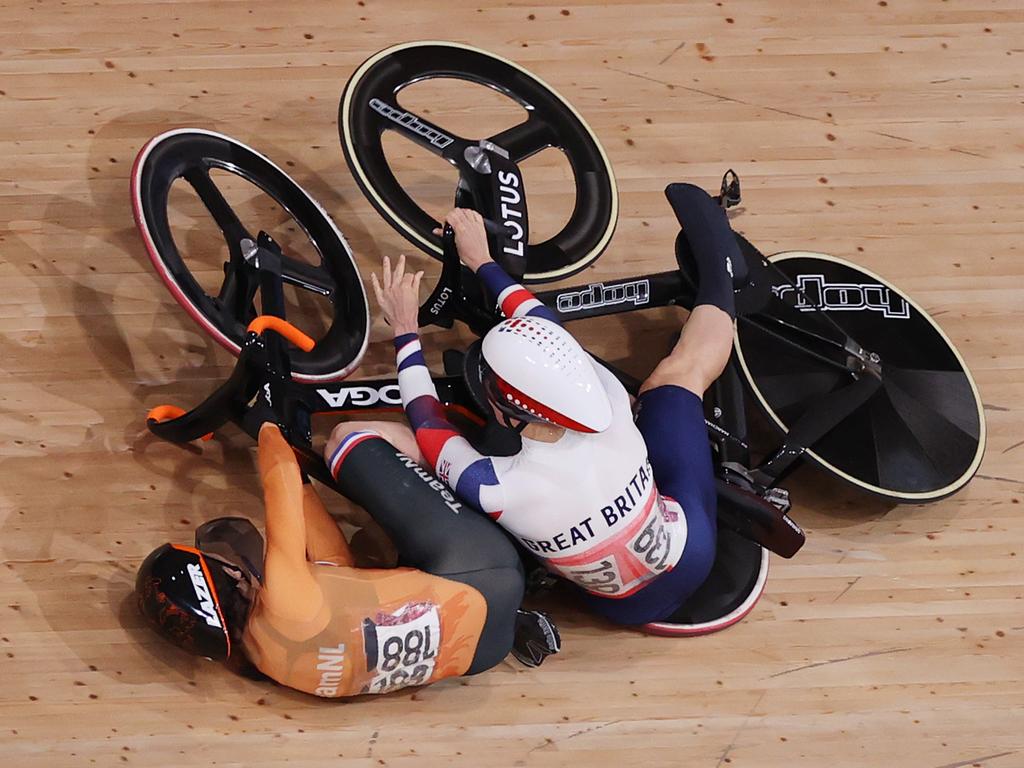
[734,252,985,501]
[339,40,618,283]
[132,128,369,382]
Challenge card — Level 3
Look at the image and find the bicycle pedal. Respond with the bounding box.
[512,609,561,667]
[763,487,792,514]
[719,169,741,209]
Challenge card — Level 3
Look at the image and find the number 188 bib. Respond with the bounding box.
[361,601,441,694]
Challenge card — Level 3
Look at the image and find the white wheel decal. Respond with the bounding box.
[339,40,618,282]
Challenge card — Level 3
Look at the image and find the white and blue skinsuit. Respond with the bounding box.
[391,262,717,625]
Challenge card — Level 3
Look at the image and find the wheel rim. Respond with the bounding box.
[734,251,985,501]
[339,40,618,284]
[131,128,369,382]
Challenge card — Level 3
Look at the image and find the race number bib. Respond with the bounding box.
[552,496,687,598]
[362,602,441,694]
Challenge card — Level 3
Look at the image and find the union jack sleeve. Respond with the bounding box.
[477,263,562,326]
[393,333,505,519]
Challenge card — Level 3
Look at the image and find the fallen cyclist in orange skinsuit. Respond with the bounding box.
[136,423,559,697]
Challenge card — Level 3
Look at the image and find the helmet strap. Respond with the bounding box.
[495,411,528,436]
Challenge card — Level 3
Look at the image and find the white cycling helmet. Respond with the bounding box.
[474,316,612,433]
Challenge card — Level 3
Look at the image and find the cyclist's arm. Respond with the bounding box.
[447,208,561,326]
[301,483,355,566]
[476,262,562,326]
[394,332,507,520]
[257,424,324,616]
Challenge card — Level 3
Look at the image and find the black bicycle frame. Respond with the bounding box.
[148,153,873,558]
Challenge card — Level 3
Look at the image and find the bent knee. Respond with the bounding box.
[641,362,708,398]
[462,565,525,674]
[323,420,384,462]
[324,420,423,467]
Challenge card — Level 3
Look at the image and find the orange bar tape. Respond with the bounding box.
[246,316,315,352]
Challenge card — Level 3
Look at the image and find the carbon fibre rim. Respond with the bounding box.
[339,40,618,284]
[132,128,369,382]
[734,252,985,501]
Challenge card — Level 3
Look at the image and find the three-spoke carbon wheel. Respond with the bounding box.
[339,40,618,283]
[132,128,369,382]
[735,252,985,501]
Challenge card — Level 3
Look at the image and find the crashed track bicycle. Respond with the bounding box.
[132,41,986,635]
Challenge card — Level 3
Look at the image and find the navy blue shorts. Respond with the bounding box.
[581,385,717,625]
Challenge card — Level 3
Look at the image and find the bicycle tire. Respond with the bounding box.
[131,128,369,383]
[339,40,618,284]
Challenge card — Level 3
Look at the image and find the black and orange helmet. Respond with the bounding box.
[135,544,235,661]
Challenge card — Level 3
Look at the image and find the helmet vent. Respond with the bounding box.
[496,317,586,376]
[482,315,613,433]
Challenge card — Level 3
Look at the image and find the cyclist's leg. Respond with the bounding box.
[330,434,523,674]
[640,305,733,398]
[613,301,731,622]
[634,303,731,593]
[635,383,718,562]
[581,382,719,625]
[648,180,738,397]
[325,419,425,466]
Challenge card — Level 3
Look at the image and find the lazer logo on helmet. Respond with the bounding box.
[774,274,910,319]
[318,384,402,408]
[368,98,455,149]
[497,169,526,259]
[555,280,651,314]
[186,563,222,628]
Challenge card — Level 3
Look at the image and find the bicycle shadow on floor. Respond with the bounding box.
[45,107,399,503]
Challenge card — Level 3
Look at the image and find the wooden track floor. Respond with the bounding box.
[2,1,1022,765]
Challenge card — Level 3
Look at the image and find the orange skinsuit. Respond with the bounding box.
[241,424,488,696]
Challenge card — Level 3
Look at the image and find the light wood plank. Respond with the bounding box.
[1,1,1022,766]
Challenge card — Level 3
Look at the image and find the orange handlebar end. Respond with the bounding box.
[146,405,214,441]
[246,316,315,352]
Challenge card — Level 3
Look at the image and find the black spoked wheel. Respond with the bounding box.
[735,252,985,501]
[339,40,618,284]
[131,128,369,382]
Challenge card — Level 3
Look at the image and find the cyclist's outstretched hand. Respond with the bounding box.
[370,253,423,337]
[434,208,492,273]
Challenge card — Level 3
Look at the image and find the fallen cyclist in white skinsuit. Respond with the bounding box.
[326,192,741,629]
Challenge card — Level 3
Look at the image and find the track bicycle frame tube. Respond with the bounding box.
[536,271,689,323]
